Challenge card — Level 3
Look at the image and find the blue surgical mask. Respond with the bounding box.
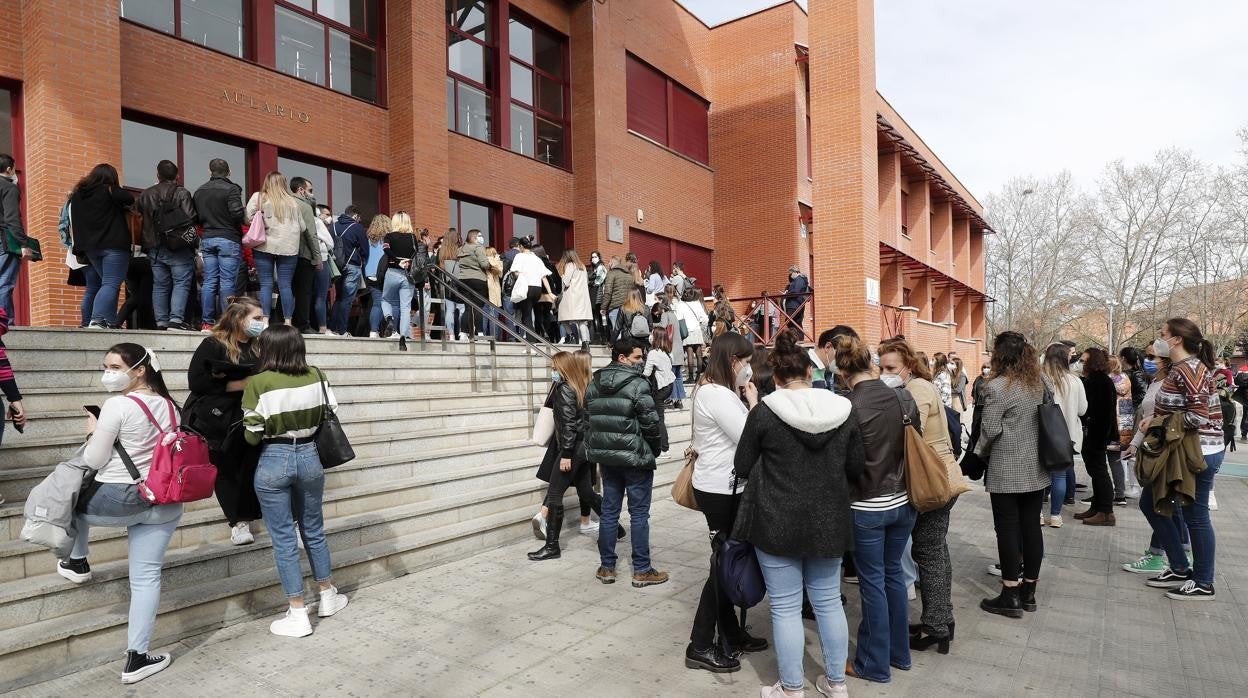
[551,370,562,383]
[246,320,266,338]
[1143,358,1157,375]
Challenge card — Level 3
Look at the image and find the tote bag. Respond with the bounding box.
[531,385,557,446]
[895,388,952,513]
[670,392,700,510]
[712,473,765,609]
[1038,383,1075,471]
[313,368,355,468]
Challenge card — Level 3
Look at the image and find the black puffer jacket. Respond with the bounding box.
[553,380,589,462]
[586,362,662,469]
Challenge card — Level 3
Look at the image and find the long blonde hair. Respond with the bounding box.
[485,247,501,277]
[212,296,263,363]
[560,249,584,271]
[553,350,591,407]
[621,289,645,314]
[366,213,391,243]
[258,171,298,224]
[438,230,459,263]
[391,211,413,235]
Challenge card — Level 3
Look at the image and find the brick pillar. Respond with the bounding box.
[22,0,123,326]
[387,0,449,232]
[878,150,900,246]
[809,0,879,340]
[569,1,606,255]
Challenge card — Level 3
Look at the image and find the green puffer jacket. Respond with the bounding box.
[600,266,635,312]
[586,362,663,469]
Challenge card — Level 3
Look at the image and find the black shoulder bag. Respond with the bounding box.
[1037,381,1075,471]
[313,368,355,468]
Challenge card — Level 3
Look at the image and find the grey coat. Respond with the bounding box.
[973,376,1051,494]
[21,443,94,558]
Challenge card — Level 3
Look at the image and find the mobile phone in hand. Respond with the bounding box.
[8,403,22,434]
[83,405,101,419]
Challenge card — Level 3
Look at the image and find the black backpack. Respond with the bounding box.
[153,186,198,251]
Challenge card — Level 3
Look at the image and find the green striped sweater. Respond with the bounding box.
[242,369,338,445]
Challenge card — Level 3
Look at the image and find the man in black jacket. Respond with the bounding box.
[586,338,668,587]
[0,154,31,322]
[136,160,198,331]
[193,158,246,329]
[783,264,809,331]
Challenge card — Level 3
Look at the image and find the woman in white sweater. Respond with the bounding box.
[675,287,709,379]
[245,172,313,323]
[1041,343,1086,527]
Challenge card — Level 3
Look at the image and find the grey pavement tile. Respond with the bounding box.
[1098,664,1190,697]
[1185,677,1247,698]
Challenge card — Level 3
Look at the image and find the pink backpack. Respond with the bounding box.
[242,206,267,249]
[117,395,217,505]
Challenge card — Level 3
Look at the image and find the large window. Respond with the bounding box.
[0,90,14,162]
[275,0,380,102]
[625,54,710,165]
[121,0,246,58]
[279,154,382,221]
[513,210,568,261]
[507,13,568,167]
[449,195,497,248]
[446,0,494,143]
[121,118,249,196]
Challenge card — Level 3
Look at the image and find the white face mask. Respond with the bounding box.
[101,368,133,392]
[735,362,753,389]
[879,373,904,389]
[1153,337,1172,358]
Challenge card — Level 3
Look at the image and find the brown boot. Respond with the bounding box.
[1082,511,1116,526]
[1073,508,1097,520]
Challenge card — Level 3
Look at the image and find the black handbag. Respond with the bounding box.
[1038,383,1075,472]
[712,472,766,610]
[313,368,355,468]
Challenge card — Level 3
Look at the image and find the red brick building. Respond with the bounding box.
[0,0,988,362]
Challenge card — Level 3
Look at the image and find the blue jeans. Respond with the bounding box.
[672,367,687,401]
[200,237,241,325]
[756,550,849,691]
[254,442,333,598]
[313,262,332,330]
[0,251,19,321]
[148,246,196,326]
[80,263,101,326]
[597,465,654,572]
[1140,451,1222,585]
[381,268,415,338]
[1065,465,1077,498]
[443,298,466,336]
[483,303,500,337]
[85,248,130,325]
[254,251,298,321]
[900,536,917,588]
[331,263,363,333]
[1050,466,1070,516]
[70,484,182,653]
[852,504,916,682]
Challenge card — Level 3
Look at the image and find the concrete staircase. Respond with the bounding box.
[0,328,689,691]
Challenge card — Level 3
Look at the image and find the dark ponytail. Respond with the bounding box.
[1165,318,1215,369]
[106,343,176,405]
[769,329,812,383]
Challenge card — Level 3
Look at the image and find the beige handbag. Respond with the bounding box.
[671,392,700,510]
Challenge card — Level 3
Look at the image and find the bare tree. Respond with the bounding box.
[984,173,1086,347]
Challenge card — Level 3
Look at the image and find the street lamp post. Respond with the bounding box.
[1107,300,1118,350]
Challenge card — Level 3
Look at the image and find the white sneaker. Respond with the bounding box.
[368,332,380,338]
[907,583,917,601]
[269,607,312,637]
[1209,490,1218,511]
[318,586,349,617]
[230,522,254,546]
[531,513,547,540]
[1041,513,1050,526]
[1049,514,1063,528]
[815,675,849,697]
[987,563,1002,577]
[579,519,600,536]
[458,333,469,342]
[295,523,304,550]
[760,681,804,698]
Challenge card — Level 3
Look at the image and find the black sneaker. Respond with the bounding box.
[1075,483,1088,490]
[1081,496,1094,503]
[727,632,769,654]
[1113,497,1128,507]
[1146,567,1192,588]
[121,651,171,684]
[166,321,194,332]
[57,557,92,584]
[1166,580,1215,601]
[1064,498,1076,505]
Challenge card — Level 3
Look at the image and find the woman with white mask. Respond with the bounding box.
[60,343,184,684]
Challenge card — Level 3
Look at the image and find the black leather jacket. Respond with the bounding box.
[553,380,589,462]
[192,176,246,242]
[847,378,917,501]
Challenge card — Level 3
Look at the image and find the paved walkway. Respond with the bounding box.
[18,469,1248,697]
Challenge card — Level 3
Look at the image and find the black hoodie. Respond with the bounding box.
[69,184,135,253]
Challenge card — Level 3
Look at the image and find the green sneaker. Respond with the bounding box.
[1122,551,1166,574]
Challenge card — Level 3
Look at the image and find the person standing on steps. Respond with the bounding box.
[136,159,198,331]
[528,351,622,561]
[0,153,33,321]
[455,228,490,339]
[684,332,763,675]
[70,164,135,329]
[0,307,26,457]
[735,330,860,698]
[59,343,182,684]
[185,297,264,547]
[193,158,246,331]
[380,212,419,351]
[557,249,593,344]
[362,213,391,338]
[245,172,313,325]
[586,338,668,588]
[243,326,349,638]
[329,205,369,336]
[973,331,1049,619]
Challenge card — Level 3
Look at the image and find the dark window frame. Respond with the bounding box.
[625,52,710,166]
[277,147,388,220]
[121,111,255,194]
[121,0,250,59]
[449,193,501,249]
[506,9,570,169]
[274,0,383,103]
[447,0,498,145]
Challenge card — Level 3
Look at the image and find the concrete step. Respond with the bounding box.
[0,455,685,692]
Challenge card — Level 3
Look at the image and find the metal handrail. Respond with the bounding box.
[732,291,814,344]
[423,264,560,359]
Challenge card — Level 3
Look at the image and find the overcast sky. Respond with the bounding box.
[678,0,1248,199]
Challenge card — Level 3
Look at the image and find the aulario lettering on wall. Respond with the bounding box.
[219,90,311,124]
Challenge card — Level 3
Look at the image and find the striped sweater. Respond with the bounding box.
[0,308,21,403]
[242,369,337,445]
[1154,356,1223,454]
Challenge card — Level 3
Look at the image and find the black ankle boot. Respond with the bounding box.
[684,642,741,673]
[981,584,1024,618]
[528,508,563,561]
[398,336,408,352]
[1019,580,1037,612]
